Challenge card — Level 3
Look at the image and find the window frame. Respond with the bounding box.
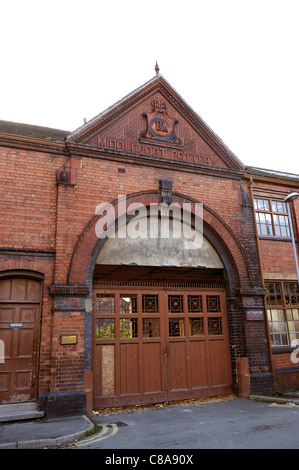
[265,280,299,347]
[253,197,291,238]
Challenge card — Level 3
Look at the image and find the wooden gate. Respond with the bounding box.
[0,277,41,403]
[93,285,233,408]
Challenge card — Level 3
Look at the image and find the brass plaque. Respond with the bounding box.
[60,335,77,345]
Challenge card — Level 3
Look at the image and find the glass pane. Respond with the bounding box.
[286,309,293,320]
[168,295,184,313]
[142,318,160,337]
[188,295,203,313]
[267,309,272,321]
[169,318,185,337]
[277,310,286,321]
[284,283,299,305]
[142,295,158,313]
[265,283,282,306]
[119,318,138,338]
[288,321,299,333]
[272,321,287,333]
[256,198,270,211]
[97,294,114,314]
[208,317,222,335]
[189,318,204,336]
[96,319,115,339]
[281,334,289,345]
[120,294,137,314]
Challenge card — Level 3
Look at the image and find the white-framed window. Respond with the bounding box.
[254,197,290,237]
[265,281,299,346]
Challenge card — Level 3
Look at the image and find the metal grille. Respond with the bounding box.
[189,318,204,336]
[206,295,221,312]
[119,318,138,338]
[208,317,222,335]
[188,295,203,313]
[97,294,114,314]
[120,294,137,314]
[96,318,115,338]
[142,318,160,337]
[169,318,185,337]
[93,265,225,289]
[168,295,184,313]
[142,295,159,313]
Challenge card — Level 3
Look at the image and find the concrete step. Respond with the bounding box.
[0,402,44,422]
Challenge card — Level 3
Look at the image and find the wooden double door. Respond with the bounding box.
[93,287,233,408]
[0,278,41,404]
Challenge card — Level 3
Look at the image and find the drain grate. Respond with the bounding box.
[112,421,128,428]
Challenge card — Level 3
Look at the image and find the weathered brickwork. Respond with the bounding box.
[250,176,299,391]
[0,75,298,416]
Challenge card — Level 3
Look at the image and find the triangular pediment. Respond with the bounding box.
[68,75,244,171]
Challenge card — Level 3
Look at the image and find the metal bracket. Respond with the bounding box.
[159,179,173,205]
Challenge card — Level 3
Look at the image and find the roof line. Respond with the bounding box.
[66,73,244,168]
[67,74,161,140]
[246,165,299,180]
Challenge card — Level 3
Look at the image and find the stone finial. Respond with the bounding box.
[155,61,160,75]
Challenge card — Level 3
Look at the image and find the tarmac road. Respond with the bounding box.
[72,397,299,450]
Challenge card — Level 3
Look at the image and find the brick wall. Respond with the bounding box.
[4,77,295,412]
[251,177,299,391]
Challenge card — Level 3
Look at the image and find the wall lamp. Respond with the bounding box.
[284,192,299,287]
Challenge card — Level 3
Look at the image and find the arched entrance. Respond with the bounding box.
[0,273,42,404]
[92,215,234,408]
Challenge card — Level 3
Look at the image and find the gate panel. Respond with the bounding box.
[142,342,163,393]
[209,339,231,386]
[189,341,209,388]
[93,285,233,409]
[167,341,188,392]
[119,343,139,396]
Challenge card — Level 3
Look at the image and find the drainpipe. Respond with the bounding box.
[284,192,299,288]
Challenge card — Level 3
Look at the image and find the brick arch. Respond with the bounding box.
[0,269,44,280]
[67,191,252,289]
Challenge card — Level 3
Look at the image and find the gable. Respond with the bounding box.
[68,75,244,172]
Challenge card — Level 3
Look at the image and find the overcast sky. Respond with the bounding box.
[1,0,299,174]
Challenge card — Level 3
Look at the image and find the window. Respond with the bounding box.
[265,281,299,346]
[254,198,290,237]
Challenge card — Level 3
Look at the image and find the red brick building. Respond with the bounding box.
[0,73,298,418]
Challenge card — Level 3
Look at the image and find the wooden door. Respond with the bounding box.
[165,290,233,400]
[0,278,41,403]
[93,286,233,409]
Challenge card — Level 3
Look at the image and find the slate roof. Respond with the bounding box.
[246,166,299,182]
[0,120,70,141]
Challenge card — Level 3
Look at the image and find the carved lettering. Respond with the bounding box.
[156,119,168,133]
[92,136,218,166]
[151,99,167,110]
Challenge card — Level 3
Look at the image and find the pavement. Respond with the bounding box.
[0,393,299,449]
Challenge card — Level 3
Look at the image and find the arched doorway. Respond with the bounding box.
[0,273,42,404]
[92,216,233,408]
